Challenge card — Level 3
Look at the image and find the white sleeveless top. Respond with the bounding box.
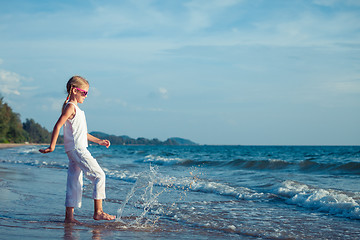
[63,102,88,152]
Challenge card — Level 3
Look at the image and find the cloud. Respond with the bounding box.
[158,87,168,99]
[148,87,169,100]
[88,86,101,97]
[248,9,360,49]
[0,0,242,42]
[104,98,128,107]
[2,0,358,60]
[184,0,242,32]
[0,69,22,95]
[0,67,37,97]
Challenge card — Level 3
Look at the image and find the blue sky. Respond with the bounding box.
[0,0,359,145]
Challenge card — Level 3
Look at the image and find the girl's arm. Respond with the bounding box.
[39,104,75,153]
[87,133,111,148]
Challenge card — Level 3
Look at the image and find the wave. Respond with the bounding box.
[6,150,359,175]
[137,154,220,168]
[106,167,360,220]
[0,154,269,202]
[299,160,360,174]
[104,166,268,201]
[138,155,187,166]
[227,158,292,170]
[0,158,68,170]
[272,180,360,219]
[16,147,42,155]
[3,152,360,221]
[136,155,360,174]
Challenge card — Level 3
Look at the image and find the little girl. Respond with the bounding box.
[40,76,115,223]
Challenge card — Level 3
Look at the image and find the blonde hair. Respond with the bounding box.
[62,76,89,112]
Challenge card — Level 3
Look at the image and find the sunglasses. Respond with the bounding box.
[75,87,88,96]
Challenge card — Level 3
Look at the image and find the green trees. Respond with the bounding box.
[22,118,51,143]
[0,97,28,143]
[0,97,52,143]
[0,98,11,143]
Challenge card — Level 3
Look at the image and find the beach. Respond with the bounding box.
[0,144,29,149]
[1,144,360,239]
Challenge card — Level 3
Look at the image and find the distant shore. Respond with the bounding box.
[0,143,28,149]
[0,143,44,149]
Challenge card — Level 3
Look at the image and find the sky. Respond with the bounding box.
[0,0,359,145]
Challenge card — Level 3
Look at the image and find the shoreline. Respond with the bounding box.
[0,143,45,149]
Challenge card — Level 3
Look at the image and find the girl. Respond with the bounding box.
[40,76,115,223]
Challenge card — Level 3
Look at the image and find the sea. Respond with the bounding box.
[0,145,359,239]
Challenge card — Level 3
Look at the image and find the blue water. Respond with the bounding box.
[1,145,360,239]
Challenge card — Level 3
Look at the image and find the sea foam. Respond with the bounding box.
[139,154,186,165]
[273,180,360,219]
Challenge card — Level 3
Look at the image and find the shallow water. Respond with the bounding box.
[0,145,359,239]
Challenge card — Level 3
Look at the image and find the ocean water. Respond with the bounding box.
[0,145,359,239]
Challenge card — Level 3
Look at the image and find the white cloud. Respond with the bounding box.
[2,0,358,54]
[39,98,64,112]
[0,68,36,97]
[148,87,169,100]
[104,98,128,107]
[0,69,21,95]
[250,10,360,48]
[158,87,168,99]
[0,0,359,144]
[88,86,101,97]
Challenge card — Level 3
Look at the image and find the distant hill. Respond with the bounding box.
[90,131,198,146]
[168,137,197,146]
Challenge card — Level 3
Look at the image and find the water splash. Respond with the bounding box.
[116,164,164,227]
[115,164,201,228]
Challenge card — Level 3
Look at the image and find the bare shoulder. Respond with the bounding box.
[63,102,76,119]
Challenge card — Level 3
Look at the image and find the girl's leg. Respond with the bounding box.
[65,155,83,223]
[70,148,115,221]
[93,199,116,220]
[65,207,81,224]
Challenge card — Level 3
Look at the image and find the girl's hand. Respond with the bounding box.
[39,147,54,153]
[99,139,111,148]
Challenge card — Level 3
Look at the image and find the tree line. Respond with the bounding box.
[0,97,196,145]
[0,97,58,144]
[90,132,197,146]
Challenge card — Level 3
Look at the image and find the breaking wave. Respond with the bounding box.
[272,180,360,219]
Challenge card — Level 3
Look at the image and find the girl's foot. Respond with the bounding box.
[64,218,82,224]
[93,211,116,221]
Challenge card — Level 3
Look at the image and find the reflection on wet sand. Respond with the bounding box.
[63,224,80,240]
[63,222,122,240]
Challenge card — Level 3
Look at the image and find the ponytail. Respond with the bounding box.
[62,85,73,113]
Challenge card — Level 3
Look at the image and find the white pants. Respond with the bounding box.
[65,148,106,208]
